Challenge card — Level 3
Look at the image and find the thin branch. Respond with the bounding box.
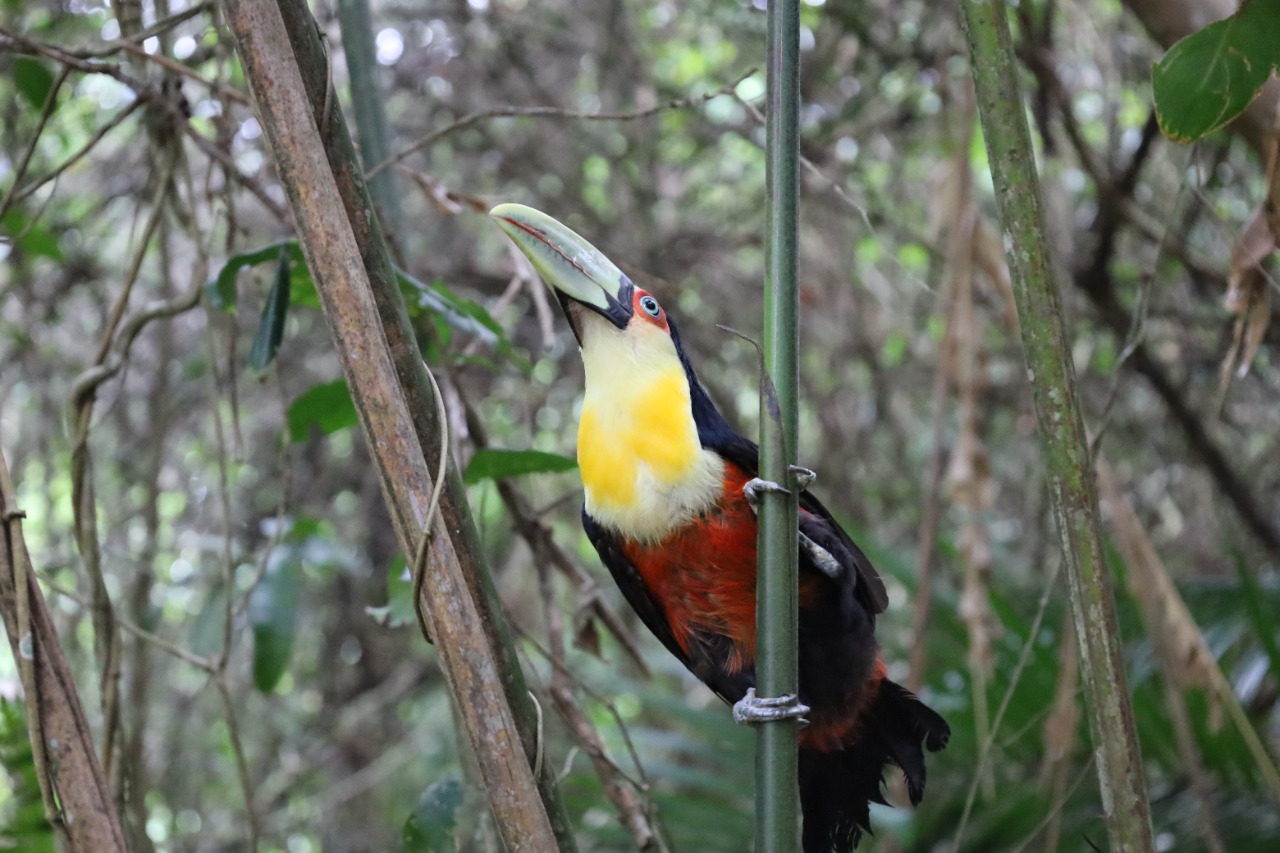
[457,390,650,673]
[71,3,211,58]
[410,364,452,645]
[3,100,145,216]
[117,42,252,106]
[67,157,175,783]
[525,496,660,850]
[214,676,263,849]
[1012,760,1098,853]
[952,557,1063,848]
[0,64,72,224]
[367,68,756,179]
[0,27,150,91]
[39,579,214,672]
[515,625,670,853]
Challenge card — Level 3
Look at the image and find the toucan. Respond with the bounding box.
[491,203,949,852]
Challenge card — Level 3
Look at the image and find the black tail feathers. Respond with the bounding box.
[798,679,950,853]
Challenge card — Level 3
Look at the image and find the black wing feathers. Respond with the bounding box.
[583,509,754,703]
[582,510,689,668]
[671,316,889,616]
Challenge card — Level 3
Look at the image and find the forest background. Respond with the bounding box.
[1,0,1279,851]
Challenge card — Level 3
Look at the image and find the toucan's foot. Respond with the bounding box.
[743,477,790,514]
[788,465,817,490]
[733,688,810,725]
[743,468,817,514]
[800,532,843,578]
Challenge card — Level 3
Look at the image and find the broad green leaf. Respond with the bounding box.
[1153,0,1280,143]
[0,701,56,853]
[462,448,577,485]
[247,247,292,369]
[13,57,56,112]
[1233,549,1280,686]
[286,380,357,442]
[395,269,526,366]
[370,554,418,629]
[205,240,304,311]
[403,776,463,853]
[2,209,63,262]
[248,550,301,693]
[188,584,230,659]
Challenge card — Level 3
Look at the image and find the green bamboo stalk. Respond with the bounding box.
[335,0,404,242]
[956,4,1156,852]
[757,0,803,850]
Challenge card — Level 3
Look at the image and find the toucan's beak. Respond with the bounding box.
[489,203,634,333]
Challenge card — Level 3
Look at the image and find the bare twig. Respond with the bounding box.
[73,2,211,58]
[733,94,935,294]
[410,364,452,645]
[117,42,252,106]
[0,64,72,224]
[215,676,263,848]
[368,69,756,179]
[516,626,670,853]
[39,579,214,671]
[66,155,177,783]
[952,557,1064,848]
[3,100,145,215]
[456,390,650,673]
[0,27,149,91]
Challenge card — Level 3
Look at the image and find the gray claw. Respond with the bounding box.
[733,688,811,725]
[789,465,817,490]
[743,477,790,514]
[799,532,843,578]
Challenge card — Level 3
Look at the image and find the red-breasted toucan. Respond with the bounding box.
[492,203,949,852]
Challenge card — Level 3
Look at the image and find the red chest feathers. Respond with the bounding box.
[621,468,760,671]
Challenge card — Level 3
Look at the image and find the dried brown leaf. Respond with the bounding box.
[973,218,1020,333]
[1237,284,1272,379]
[1218,206,1274,392]
[1097,461,1220,722]
[572,596,604,660]
[1226,207,1274,308]
[927,159,965,242]
[1040,616,1081,779]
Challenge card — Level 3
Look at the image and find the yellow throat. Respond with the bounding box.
[575,318,724,541]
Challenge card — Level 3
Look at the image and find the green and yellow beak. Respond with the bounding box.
[489,203,634,333]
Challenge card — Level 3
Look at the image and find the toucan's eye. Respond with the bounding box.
[639,295,661,317]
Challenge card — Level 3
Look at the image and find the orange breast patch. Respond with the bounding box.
[621,466,760,671]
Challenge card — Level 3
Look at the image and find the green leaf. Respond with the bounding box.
[403,776,463,853]
[2,209,63,262]
[462,448,577,485]
[286,380,358,442]
[247,247,292,369]
[369,554,418,629]
[0,701,56,853]
[1152,0,1280,143]
[396,269,526,368]
[1232,549,1280,684]
[188,584,229,659]
[205,240,305,311]
[248,550,301,693]
[13,57,56,112]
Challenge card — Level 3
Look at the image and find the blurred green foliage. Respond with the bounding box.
[0,0,1277,851]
